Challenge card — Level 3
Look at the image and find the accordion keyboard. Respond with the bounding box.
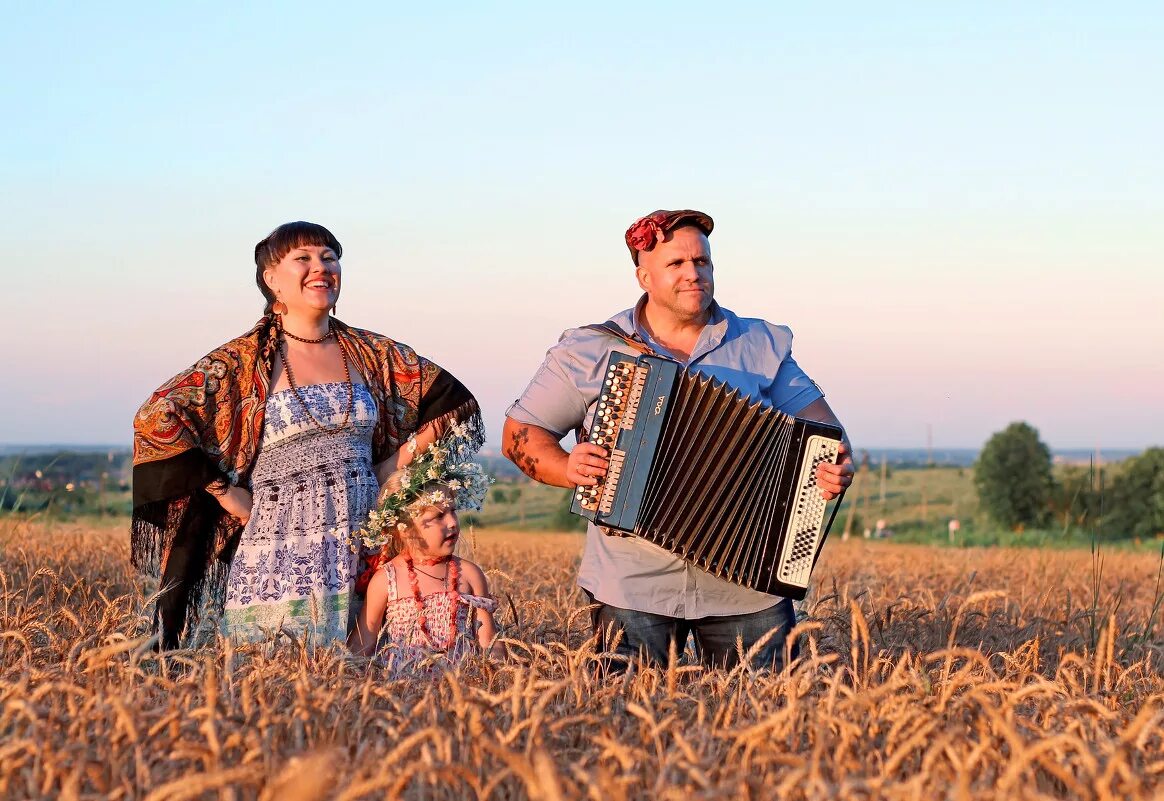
[776,435,842,588]
[576,360,643,513]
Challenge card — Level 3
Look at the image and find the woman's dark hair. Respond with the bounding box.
[254,221,343,312]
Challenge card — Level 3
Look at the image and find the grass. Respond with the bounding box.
[3,516,1164,799]
[459,482,585,533]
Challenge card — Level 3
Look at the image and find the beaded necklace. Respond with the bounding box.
[403,554,461,649]
[277,318,354,434]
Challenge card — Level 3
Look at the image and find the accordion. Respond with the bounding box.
[571,352,844,599]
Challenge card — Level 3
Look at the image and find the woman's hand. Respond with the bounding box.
[375,423,441,485]
[212,485,253,525]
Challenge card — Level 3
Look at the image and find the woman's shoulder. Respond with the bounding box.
[337,323,421,362]
[203,317,268,357]
[338,322,401,348]
[137,320,266,412]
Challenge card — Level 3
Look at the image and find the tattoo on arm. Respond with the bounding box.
[504,425,541,479]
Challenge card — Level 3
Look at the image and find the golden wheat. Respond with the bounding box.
[2,518,1162,800]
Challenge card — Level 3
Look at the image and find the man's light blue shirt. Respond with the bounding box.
[506,296,824,618]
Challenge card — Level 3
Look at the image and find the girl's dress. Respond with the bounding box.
[378,559,497,668]
[221,382,379,645]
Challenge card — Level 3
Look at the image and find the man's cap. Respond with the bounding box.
[624,209,714,265]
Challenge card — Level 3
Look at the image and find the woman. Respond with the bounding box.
[132,221,483,648]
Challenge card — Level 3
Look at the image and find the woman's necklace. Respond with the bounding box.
[277,319,354,434]
[282,323,334,344]
[403,554,461,649]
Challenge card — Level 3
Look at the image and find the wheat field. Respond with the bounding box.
[2,519,1163,800]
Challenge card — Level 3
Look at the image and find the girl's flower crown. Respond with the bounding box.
[353,428,492,552]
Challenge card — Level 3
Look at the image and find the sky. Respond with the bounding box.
[1,2,1161,451]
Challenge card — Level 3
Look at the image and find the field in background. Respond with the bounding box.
[2,518,1163,799]
[5,447,1154,550]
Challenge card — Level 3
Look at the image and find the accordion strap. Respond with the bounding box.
[574,322,659,448]
[816,487,848,562]
[581,322,660,357]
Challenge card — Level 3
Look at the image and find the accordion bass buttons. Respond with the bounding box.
[578,360,645,516]
[579,363,636,512]
[576,485,601,510]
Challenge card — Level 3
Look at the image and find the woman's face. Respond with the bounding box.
[406,502,460,559]
[264,245,341,315]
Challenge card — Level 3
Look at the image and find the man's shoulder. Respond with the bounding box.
[551,307,637,349]
[719,306,796,346]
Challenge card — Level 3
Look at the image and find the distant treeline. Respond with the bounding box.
[857,448,1139,469]
[1,449,131,485]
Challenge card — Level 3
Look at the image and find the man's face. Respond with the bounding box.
[635,226,715,322]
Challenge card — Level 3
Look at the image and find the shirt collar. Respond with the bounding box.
[629,294,730,364]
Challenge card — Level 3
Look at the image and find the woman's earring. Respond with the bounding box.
[272,298,288,316]
[331,303,338,317]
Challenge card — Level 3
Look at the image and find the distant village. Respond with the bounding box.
[0,448,132,514]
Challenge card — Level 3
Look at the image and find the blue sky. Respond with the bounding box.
[2,3,1161,449]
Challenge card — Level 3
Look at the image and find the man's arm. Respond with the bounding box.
[501,417,609,489]
[794,397,855,500]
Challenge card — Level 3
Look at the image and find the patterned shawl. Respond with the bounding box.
[131,316,484,648]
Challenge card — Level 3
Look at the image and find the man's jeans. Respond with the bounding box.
[585,591,799,671]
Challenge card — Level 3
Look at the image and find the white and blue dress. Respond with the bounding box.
[221,382,378,645]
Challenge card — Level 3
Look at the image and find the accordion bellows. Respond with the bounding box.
[572,354,843,600]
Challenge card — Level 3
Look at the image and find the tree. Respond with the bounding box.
[1051,465,1103,534]
[974,422,1054,529]
[1103,447,1164,539]
[552,489,589,533]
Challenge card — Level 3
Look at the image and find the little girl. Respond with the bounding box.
[349,454,500,664]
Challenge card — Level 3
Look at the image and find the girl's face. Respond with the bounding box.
[405,501,460,559]
[263,244,341,315]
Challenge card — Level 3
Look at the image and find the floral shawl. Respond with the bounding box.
[131,316,484,648]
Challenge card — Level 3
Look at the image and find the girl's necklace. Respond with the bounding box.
[404,554,461,649]
[411,564,448,581]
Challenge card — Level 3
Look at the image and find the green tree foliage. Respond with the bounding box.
[1103,447,1164,538]
[974,422,1054,529]
[552,489,589,532]
[1050,465,1103,534]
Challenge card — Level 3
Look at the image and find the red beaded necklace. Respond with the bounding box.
[403,554,461,649]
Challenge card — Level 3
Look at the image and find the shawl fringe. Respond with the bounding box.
[426,396,486,454]
[131,490,237,648]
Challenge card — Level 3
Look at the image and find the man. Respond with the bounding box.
[502,209,853,670]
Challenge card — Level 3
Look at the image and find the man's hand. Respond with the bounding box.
[816,442,855,500]
[503,417,605,489]
[566,443,610,487]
